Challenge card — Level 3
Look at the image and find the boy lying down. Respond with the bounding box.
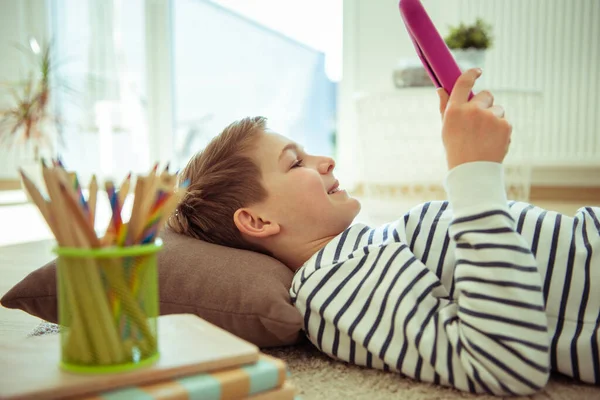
[168,68,600,395]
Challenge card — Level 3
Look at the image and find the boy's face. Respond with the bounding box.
[249,131,361,240]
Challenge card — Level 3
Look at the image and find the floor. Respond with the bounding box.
[0,189,595,342]
[0,190,116,341]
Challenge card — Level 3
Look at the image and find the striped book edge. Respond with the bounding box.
[88,354,288,400]
[245,381,297,400]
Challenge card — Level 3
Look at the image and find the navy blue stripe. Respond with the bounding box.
[456,242,531,253]
[302,261,347,339]
[454,341,485,394]
[295,247,328,296]
[445,312,549,352]
[333,229,352,263]
[353,226,370,251]
[367,229,375,245]
[431,312,441,385]
[570,216,592,381]
[584,207,600,231]
[414,298,441,381]
[484,333,549,352]
[422,202,448,264]
[442,316,459,387]
[348,338,356,365]
[460,320,549,372]
[586,207,600,383]
[394,280,440,370]
[471,366,494,394]
[550,219,578,372]
[331,247,386,357]
[382,224,389,242]
[530,210,547,257]
[466,338,544,391]
[393,226,401,242]
[466,374,476,393]
[346,245,407,363]
[295,229,356,299]
[378,269,429,361]
[363,257,418,348]
[458,307,548,331]
[446,340,454,386]
[456,259,538,273]
[460,290,545,311]
[516,204,535,234]
[314,247,325,270]
[435,232,451,281]
[543,214,562,305]
[454,227,513,241]
[455,276,542,291]
[317,256,369,349]
[443,315,459,328]
[409,202,430,250]
[348,245,408,367]
[452,209,515,225]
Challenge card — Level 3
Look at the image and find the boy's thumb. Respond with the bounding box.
[437,88,449,118]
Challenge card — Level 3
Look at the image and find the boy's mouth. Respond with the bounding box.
[328,181,341,195]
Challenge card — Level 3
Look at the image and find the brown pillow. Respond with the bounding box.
[0,228,303,348]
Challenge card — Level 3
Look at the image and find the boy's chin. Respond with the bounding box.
[349,197,362,215]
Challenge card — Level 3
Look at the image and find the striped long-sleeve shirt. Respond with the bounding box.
[290,162,600,395]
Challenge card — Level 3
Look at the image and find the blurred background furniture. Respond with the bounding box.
[355,87,542,222]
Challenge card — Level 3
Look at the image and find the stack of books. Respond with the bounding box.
[0,314,298,400]
[89,354,296,399]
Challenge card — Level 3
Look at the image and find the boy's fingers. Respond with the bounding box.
[437,88,449,117]
[471,90,494,109]
[449,68,482,106]
[488,105,505,118]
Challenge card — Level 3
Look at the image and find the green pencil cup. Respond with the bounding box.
[54,240,162,374]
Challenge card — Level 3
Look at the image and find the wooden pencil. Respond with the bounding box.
[19,169,56,240]
[118,172,132,209]
[88,175,98,228]
[125,176,147,246]
[44,163,124,365]
[58,182,102,248]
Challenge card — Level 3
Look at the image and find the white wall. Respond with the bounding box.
[338,0,600,188]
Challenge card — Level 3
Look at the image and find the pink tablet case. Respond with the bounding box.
[399,0,473,99]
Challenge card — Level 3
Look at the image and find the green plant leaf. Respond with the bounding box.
[444,18,493,50]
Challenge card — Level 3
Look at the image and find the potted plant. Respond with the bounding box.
[444,18,493,70]
[0,38,62,195]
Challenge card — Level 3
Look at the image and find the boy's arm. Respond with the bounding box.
[292,166,551,395]
[441,160,550,393]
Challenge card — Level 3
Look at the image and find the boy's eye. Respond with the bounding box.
[291,159,304,169]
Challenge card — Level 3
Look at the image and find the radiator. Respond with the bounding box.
[437,0,600,167]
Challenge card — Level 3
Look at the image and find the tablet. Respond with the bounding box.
[399,0,473,99]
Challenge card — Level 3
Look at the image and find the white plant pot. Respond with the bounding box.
[451,48,487,70]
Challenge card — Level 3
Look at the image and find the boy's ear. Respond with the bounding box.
[233,208,280,238]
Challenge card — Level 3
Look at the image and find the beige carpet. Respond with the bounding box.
[263,340,600,400]
[30,323,600,399]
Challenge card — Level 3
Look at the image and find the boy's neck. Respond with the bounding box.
[275,235,340,272]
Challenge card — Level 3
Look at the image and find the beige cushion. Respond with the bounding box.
[0,228,303,348]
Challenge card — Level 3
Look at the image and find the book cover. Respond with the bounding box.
[87,354,289,400]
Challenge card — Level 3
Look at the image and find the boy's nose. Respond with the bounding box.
[319,157,335,174]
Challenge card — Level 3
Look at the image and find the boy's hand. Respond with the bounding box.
[436,68,512,170]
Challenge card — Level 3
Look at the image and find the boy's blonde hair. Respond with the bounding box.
[168,116,269,254]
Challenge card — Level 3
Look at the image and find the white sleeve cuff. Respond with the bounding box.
[444,162,509,215]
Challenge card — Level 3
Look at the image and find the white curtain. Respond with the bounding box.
[51,0,149,182]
